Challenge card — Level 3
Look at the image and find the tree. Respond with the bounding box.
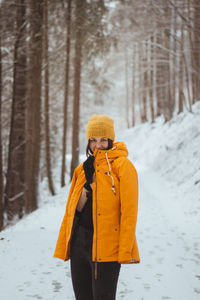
[131,43,136,127]
[70,0,86,179]
[171,0,177,114]
[140,41,148,123]
[0,4,3,230]
[4,0,27,222]
[125,48,130,128]
[163,5,172,121]
[193,0,200,101]
[61,0,72,187]
[149,36,155,123]
[25,0,44,213]
[70,0,109,178]
[178,12,184,114]
[43,0,55,195]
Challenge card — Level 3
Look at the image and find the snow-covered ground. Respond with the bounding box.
[0,103,200,300]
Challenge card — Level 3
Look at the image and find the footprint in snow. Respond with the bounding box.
[191,258,200,265]
[146,263,152,269]
[179,256,187,261]
[167,242,172,246]
[52,280,62,292]
[42,271,51,275]
[65,270,71,278]
[157,257,164,264]
[194,252,200,260]
[120,281,127,287]
[193,242,199,251]
[26,294,42,299]
[56,262,62,267]
[184,245,190,252]
[194,288,200,294]
[24,281,31,287]
[119,288,134,298]
[143,282,151,290]
[176,264,183,269]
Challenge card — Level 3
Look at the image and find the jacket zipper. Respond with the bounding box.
[94,152,98,280]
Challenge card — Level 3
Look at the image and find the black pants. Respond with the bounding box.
[70,223,121,300]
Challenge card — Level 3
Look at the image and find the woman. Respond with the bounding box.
[54,115,140,300]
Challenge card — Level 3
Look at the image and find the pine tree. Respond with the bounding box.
[4,0,27,222]
[70,0,86,179]
[43,0,55,195]
[70,0,109,178]
[0,4,3,231]
[193,0,200,101]
[61,0,72,187]
[25,0,44,213]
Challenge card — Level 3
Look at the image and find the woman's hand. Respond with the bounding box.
[76,187,88,212]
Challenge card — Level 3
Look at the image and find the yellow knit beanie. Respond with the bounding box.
[86,115,115,141]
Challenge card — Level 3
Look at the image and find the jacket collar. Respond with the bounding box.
[93,141,128,162]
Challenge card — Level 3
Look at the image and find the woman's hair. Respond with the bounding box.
[86,139,113,157]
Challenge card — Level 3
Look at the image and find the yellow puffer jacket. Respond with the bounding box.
[54,141,140,264]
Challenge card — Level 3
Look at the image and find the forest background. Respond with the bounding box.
[0,0,200,230]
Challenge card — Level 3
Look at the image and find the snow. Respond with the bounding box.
[1,103,200,299]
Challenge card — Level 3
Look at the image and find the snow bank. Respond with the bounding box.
[119,102,200,224]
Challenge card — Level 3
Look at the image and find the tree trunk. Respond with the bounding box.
[178,21,184,114]
[187,0,195,104]
[44,0,55,196]
[61,0,72,187]
[0,7,3,231]
[125,48,130,128]
[152,33,157,117]
[163,6,172,121]
[70,0,86,179]
[131,43,136,127]
[155,32,164,117]
[25,0,43,213]
[141,41,147,123]
[138,42,144,123]
[183,51,192,112]
[4,0,27,222]
[149,36,155,123]
[185,0,192,111]
[172,0,177,114]
[193,0,200,102]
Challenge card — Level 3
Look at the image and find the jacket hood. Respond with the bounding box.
[93,141,128,162]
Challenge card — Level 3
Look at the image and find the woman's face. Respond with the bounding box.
[89,137,109,152]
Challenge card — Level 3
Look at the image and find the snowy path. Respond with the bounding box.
[0,166,200,300]
[119,166,200,300]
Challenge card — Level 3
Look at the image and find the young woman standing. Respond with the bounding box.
[54,115,140,300]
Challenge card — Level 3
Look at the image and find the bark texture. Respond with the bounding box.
[25,0,43,213]
[44,0,55,195]
[61,0,72,187]
[0,7,3,230]
[4,0,27,222]
[70,0,86,179]
[193,0,200,101]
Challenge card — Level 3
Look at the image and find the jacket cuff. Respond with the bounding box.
[118,252,132,263]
